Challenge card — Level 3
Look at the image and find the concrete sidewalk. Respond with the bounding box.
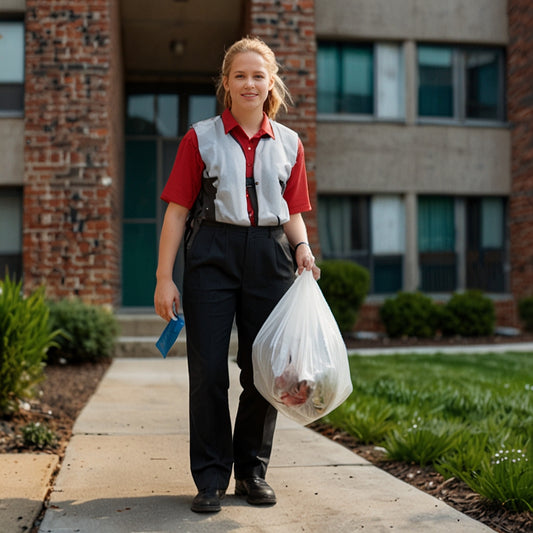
[36,357,493,533]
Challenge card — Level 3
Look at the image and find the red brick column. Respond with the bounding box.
[24,0,124,305]
[508,0,533,323]
[246,0,319,253]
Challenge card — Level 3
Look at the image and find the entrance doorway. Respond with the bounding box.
[122,91,217,307]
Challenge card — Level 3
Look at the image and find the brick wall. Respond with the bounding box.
[23,0,124,305]
[247,0,319,253]
[508,0,533,318]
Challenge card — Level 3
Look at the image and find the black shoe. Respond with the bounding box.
[235,478,277,505]
[191,488,226,513]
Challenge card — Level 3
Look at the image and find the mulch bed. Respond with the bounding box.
[1,340,532,532]
[0,360,111,458]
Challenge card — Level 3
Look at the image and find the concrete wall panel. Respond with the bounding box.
[0,0,26,11]
[317,123,510,195]
[316,0,508,44]
[0,119,24,185]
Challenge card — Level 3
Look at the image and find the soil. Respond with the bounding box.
[1,344,532,533]
[0,361,111,456]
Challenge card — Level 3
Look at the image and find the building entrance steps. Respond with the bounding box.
[115,313,238,358]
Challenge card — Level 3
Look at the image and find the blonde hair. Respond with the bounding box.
[216,36,292,120]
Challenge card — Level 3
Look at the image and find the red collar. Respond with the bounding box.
[222,108,275,139]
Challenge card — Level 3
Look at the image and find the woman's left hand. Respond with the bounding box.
[295,243,320,280]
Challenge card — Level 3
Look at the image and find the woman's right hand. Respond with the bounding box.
[154,202,189,322]
[154,278,181,322]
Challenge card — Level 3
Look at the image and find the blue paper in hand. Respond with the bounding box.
[156,315,185,358]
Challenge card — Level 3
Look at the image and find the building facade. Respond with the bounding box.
[0,0,531,330]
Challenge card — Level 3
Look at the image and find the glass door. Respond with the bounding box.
[122,92,216,307]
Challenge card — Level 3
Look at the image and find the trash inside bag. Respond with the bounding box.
[252,269,353,425]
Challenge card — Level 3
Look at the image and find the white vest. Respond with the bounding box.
[193,115,299,226]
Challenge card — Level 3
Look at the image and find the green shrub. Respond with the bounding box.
[21,422,58,449]
[440,290,495,337]
[379,292,440,338]
[317,260,370,332]
[518,296,533,332]
[0,274,58,415]
[47,299,119,364]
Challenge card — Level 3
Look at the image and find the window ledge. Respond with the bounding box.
[317,113,406,125]
[0,111,24,119]
[417,118,510,129]
[364,292,514,304]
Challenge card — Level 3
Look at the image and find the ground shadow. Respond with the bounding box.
[37,494,263,532]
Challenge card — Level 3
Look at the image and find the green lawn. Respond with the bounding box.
[324,351,533,512]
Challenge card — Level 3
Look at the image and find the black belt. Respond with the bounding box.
[201,219,283,234]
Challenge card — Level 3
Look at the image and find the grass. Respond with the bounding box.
[324,351,533,512]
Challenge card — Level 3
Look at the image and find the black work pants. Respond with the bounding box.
[182,221,295,491]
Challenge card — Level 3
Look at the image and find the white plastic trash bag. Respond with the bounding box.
[252,269,353,425]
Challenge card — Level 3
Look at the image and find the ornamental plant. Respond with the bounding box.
[518,296,533,333]
[0,274,58,414]
[440,290,495,337]
[21,421,58,449]
[379,292,440,338]
[317,260,370,332]
[47,299,119,364]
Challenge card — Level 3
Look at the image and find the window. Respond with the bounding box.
[189,95,217,124]
[0,187,23,280]
[418,196,456,292]
[418,47,453,118]
[319,195,370,262]
[317,42,404,119]
[465,51,502,120]
[417,45,505,123]
[0,21,24,114]
[319,194,405,293]
[466,197,506,292]
[371,196,405,293]
[319,194,508,296]
[126,93,216,137]
[418,196,507,293]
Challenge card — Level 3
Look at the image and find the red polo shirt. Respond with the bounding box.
[161,109,312,224]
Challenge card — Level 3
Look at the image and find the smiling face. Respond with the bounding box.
[222,51,274,117]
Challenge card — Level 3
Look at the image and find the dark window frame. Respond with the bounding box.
[417,43,506,125]
[417,195,457,293]
[317,41,375,117]
[0,186,23,281]
[0,17,25,116]
[465,196,507,293]
[318,194,404,295]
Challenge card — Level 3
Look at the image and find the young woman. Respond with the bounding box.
[154,36,319,513]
